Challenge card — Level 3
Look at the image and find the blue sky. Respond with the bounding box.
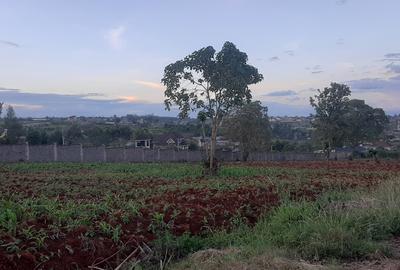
[0,0,399,117]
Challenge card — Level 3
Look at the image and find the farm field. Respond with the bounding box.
[1,161,400,269]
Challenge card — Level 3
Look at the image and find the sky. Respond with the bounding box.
[0,0,399,117]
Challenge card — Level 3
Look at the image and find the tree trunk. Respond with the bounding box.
[324,141,331,160]
[209,119,218,172]
[201,122,208,157]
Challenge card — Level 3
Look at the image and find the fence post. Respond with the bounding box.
[53,143,58,162]
[173,149,176,162]
[123,148,127,162]
[25,142,30,162]
[80,144,83,162]
[157,148,160,161]
[102,145,107,162]
[142,149,145,162]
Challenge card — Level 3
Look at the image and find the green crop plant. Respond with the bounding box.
[0,208,18,236]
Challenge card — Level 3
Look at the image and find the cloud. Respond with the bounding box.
[347,75,400,91]
[284,50,294,56]
[306,65,323,74]
[104,26,126,50]
[336,0,348,5]
[386,63,400,73]
[9,103,44,110]
[336,38,344,45]
[0,88,178,117]
[269,56,279,61]
[265,90,297,97]
[117,96,140,103]
[0,40,19,48]
[133,80,164,90]
[383,53,400,61]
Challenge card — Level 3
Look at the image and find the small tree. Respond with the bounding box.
[65,123,83,145]
[222,101,271,161]
[343,99,388,147]
[162,42,263,173]
[310,83,350,159]
[3,106,24,144]
[0,102,3,116]
[26,128,42,145]
[49,129,63,145]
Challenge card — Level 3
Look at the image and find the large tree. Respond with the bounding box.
[310,83,350,158]
[222,101,271,161]
[343,99,388,147]
[162,41,263,172]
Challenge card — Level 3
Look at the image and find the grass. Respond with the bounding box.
[171,177,400,269]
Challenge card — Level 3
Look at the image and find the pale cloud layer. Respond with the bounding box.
[104,26,126,50]
[133,80,164,90]
[0,40,19,48]
[0,89,177,117]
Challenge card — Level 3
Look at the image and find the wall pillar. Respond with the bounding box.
[80,144,83,162]
[102,145,107,162]
[53,143,58,162]
[25,142,30,162]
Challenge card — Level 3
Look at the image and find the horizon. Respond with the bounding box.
[1,0,400,117]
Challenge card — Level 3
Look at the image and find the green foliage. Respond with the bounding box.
[343,99,388,146]
[162,41,263,172]
[2,105,24,144]
[98,221,122,242]
[65,123,83,145]
[310,83,351,154]
[262,202,381,259]
[26,128,49,145]
[1,162,399,268]
[49,129,63,145]
[185,179,400,261]
[272,122,311,141]
[222,101,271,161]
[152,232,206,259]
[310,83,388,154]
[0,208,18,236]
[133,127,153,140]
[162,41,263,119]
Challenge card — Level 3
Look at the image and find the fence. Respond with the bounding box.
[0,143,349,163]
